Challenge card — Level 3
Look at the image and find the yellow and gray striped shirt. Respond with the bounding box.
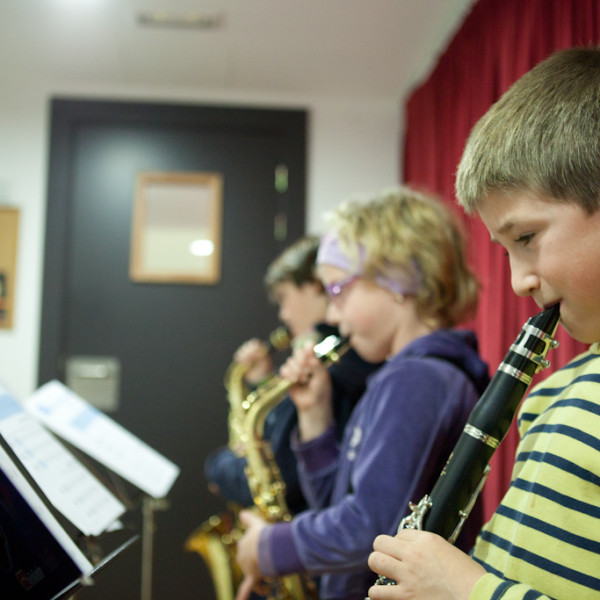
[471,343,600,600]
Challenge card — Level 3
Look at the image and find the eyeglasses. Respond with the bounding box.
[324,275,359,303]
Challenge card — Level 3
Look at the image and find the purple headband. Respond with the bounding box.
[316,232,420,296]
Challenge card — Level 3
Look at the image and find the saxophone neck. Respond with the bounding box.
[224,362,251,407]
[243,333,350,439]
[242,333,350,523]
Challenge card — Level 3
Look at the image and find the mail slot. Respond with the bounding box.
[65,356,121,412]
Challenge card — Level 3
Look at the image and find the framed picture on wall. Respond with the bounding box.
[0,273,6,323]
[129,172,223,285]
[0,208,19,329]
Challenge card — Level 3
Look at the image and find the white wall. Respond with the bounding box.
[0,78,401,399]
[307,100,402,232]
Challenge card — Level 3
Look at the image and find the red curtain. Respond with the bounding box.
[403,0,600,520]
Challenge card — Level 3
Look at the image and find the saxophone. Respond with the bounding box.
[242,333,350,600]
[369,303,561,592]
[185,327,291,600]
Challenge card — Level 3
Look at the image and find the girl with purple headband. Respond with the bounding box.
[235,186,490,600]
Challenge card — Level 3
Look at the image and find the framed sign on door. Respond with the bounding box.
[129,172,223,285]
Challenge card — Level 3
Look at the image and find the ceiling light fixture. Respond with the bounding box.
[137,11,225,30]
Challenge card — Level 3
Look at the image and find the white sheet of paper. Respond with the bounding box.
[0,390,126,536]
[0,442,94,575]
[25,381,180,498]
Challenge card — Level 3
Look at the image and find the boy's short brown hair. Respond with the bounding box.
[264,236,322,297]
[456,47,600,213]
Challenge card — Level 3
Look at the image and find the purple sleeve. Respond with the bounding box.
[291,425,340,509]
[267,359,480,575]
[258,522,303,576]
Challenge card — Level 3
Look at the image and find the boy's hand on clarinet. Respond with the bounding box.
[367,530,486,600]
[279,344,333,441]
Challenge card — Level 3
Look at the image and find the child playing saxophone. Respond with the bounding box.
[235,186,490,600]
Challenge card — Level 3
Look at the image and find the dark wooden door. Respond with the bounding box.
[39,98,306,599]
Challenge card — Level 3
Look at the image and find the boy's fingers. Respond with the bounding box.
[372,531,417,558]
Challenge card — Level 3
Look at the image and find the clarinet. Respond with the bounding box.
[371,303,560,589]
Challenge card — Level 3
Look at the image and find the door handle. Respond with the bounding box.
[65,356,120,412]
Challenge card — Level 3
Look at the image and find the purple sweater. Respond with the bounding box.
[258,329,489,600]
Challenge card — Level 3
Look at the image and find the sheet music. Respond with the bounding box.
[25,381,180,499]
[0,442,94,575]
[0,389,126,536]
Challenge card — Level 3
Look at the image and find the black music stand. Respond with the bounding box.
[49,534,139,600]
[0,429,138,600]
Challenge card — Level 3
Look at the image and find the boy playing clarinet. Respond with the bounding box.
[368,47,600,600]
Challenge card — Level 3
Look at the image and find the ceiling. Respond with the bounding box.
[2,0,476,101]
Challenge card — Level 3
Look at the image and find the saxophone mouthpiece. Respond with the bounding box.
[313,335,350,361]
[268,325,292,352]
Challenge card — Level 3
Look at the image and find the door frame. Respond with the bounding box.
[39,97,307,385]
